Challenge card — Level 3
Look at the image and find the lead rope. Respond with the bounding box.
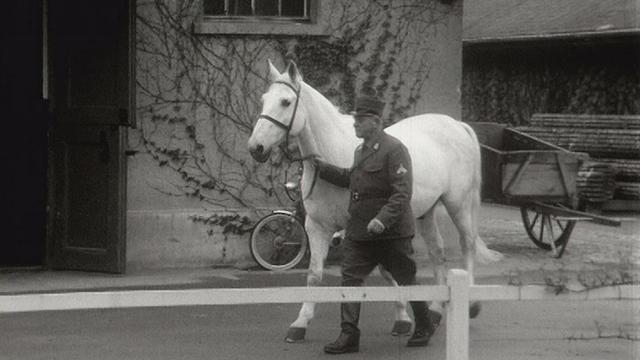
[282,155,320,201]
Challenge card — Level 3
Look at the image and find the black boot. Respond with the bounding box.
[324,331,360,354]
[407,301,435,347]
[324,302,361,354]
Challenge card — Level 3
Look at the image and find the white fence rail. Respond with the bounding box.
[1,269,638,360]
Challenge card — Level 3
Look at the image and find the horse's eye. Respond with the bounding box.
[281,99,291,107]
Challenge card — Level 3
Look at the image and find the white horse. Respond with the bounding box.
[247,60,503,343]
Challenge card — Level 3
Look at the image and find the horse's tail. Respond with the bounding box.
[472,184,504,263]
[461,122,504,264]
[459,121,483,191]
[474,235,504,264]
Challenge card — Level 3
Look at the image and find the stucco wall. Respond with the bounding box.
[127,0,463,269]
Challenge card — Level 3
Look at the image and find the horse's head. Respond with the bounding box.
[248,60,307,163]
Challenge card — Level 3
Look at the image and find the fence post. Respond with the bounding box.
[446,269,470,360]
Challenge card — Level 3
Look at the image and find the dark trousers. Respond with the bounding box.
[339,238,430,334]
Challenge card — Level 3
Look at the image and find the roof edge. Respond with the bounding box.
[464,28,640,44]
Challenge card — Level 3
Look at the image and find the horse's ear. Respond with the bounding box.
[286,60,302,84]
[268,60,281,82]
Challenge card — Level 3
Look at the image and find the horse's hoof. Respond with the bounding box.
[285,327,306,343]
[429,310,443,326]
[469,302,481,319]
[391,320,412,336]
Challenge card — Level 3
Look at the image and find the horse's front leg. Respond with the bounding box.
[378,266,412,336]
[285,217,333,343]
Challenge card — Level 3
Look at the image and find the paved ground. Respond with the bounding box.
[1,204,639,360]
[0,286,637,360]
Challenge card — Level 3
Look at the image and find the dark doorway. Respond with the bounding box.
[47,0,133,273]
[0,0,134,273]
[0,0,48,267]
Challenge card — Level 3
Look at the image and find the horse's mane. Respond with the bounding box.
[297,81,357,166]
[300,82,353,124]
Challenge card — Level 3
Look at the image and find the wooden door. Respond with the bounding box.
[48,0,134,273]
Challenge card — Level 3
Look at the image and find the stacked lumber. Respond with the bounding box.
[531,114,640,130]
[517,114,640,209]
[594,158,640,181]
[576,163,616,202]
[515,127,640,158]
[616,182,640,200]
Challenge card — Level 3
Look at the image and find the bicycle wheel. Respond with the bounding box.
[250,212,308,271]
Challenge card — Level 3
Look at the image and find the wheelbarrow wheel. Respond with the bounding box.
[520,203,580,251]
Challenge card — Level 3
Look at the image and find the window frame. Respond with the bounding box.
[194,0,326,36]
[205,0,309,20]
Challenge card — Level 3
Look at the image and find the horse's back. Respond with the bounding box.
[386,114,474,147]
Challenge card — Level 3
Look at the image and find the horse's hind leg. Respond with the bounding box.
[378,266,412,336]
[442,195,482,319]
[286,217,333,343]
[416,206,447,321]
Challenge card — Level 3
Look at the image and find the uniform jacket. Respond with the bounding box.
[318,132,415,241]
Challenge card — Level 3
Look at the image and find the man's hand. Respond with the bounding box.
[367,218,385,234]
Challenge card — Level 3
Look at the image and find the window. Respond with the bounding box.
[204,0,308,20]
[195,0,324,35]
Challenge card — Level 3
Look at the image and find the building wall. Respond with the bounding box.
[127,0,463,269]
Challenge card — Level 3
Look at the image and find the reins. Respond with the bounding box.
[258,80,320,200]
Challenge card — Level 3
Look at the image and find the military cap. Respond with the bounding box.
[353,96,385,117]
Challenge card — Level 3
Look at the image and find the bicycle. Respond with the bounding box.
[250,181,309,271]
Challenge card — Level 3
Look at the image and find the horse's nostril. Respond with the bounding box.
[249,144,269,162]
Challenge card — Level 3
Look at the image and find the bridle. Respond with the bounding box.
[256,80,320,199]
[257,80,301,140]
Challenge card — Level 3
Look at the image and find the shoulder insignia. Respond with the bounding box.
[396,163,407,175]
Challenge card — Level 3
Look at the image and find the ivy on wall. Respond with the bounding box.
[462,42,640,126]
[134,0,460,227]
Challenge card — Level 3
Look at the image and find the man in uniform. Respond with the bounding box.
[315,96,436,354]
